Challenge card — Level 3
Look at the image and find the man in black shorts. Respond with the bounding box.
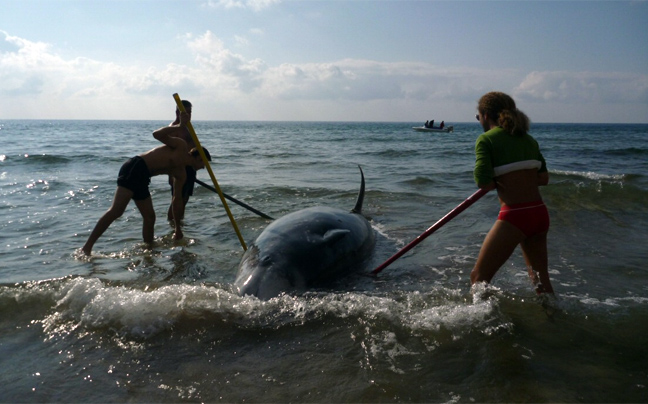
[117,156,152,200]
[81,112,211,256]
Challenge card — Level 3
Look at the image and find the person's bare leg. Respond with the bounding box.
[471,220,525,285]
[521,232,553,294]
[82,187,133,255]
[167,195,189,222]
[167,202,173,221]
[135,197,156,244]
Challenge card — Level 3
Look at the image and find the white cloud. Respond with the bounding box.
[1,30,646,122]
[0,31,120,99]
[185,31,266,93]
[203,0,281,11]
[514,71,648,104]
[259,59,519,104]
[234,35,249,46]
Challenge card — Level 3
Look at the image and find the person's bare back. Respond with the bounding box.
[140,144,190,178]
[143,118,198,182]
[494,168,548,206]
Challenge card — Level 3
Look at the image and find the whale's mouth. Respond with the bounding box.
[241,274,254,287]
[238,267,295,300]
[235,247,297,299]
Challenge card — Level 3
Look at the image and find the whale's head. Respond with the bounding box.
[235,242,308,300]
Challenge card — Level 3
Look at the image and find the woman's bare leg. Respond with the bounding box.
[471,220,525,285]
[521,232,553,294]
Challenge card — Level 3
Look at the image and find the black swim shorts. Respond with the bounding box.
[117,156,152,200]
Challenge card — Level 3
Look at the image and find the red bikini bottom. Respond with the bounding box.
[498,201,550,237]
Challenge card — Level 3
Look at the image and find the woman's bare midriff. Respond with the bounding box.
[494,168,545,206]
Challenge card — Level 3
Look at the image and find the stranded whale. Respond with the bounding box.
[234,167,375,300]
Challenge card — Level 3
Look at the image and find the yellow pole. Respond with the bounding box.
[173,93,247,251]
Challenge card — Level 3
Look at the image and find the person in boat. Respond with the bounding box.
[81,112,212,256]
[166,100,196,221]
[424,120,430,128]
[429,119,435,128]
[439,121,445,129]
[470,91,554,295]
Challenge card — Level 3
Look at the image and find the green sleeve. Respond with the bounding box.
[474,135,494,185]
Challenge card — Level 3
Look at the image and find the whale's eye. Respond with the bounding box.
[261,255,271,263]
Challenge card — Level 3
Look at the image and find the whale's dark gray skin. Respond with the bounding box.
[235,167,375,300]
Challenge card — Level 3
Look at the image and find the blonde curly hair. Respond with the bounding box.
[478,91,530,136]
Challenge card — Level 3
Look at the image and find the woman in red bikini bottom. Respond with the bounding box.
[471,92,554,295]
[498,201,550,238]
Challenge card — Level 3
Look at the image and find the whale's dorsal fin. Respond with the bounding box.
[351,165,365,214]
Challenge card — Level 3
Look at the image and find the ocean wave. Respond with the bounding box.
[1,153,125,167]
[3,154,71,165]
[603,147,648,156]
[548,170,647,207]
[4,272,647,388]
[551,170,628,182]
[551,293,648,317]
[1,276,517,343]
[373,148,424,158]
[400,176,436,186]
[546,183,648,215]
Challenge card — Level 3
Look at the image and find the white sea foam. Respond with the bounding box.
[553,169,625,182]
[29,276,504,342]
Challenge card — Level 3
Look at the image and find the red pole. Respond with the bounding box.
[372,188,489,275]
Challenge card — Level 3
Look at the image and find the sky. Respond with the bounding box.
[1,0,647,123]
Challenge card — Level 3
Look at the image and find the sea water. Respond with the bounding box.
[1,120,647,402]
